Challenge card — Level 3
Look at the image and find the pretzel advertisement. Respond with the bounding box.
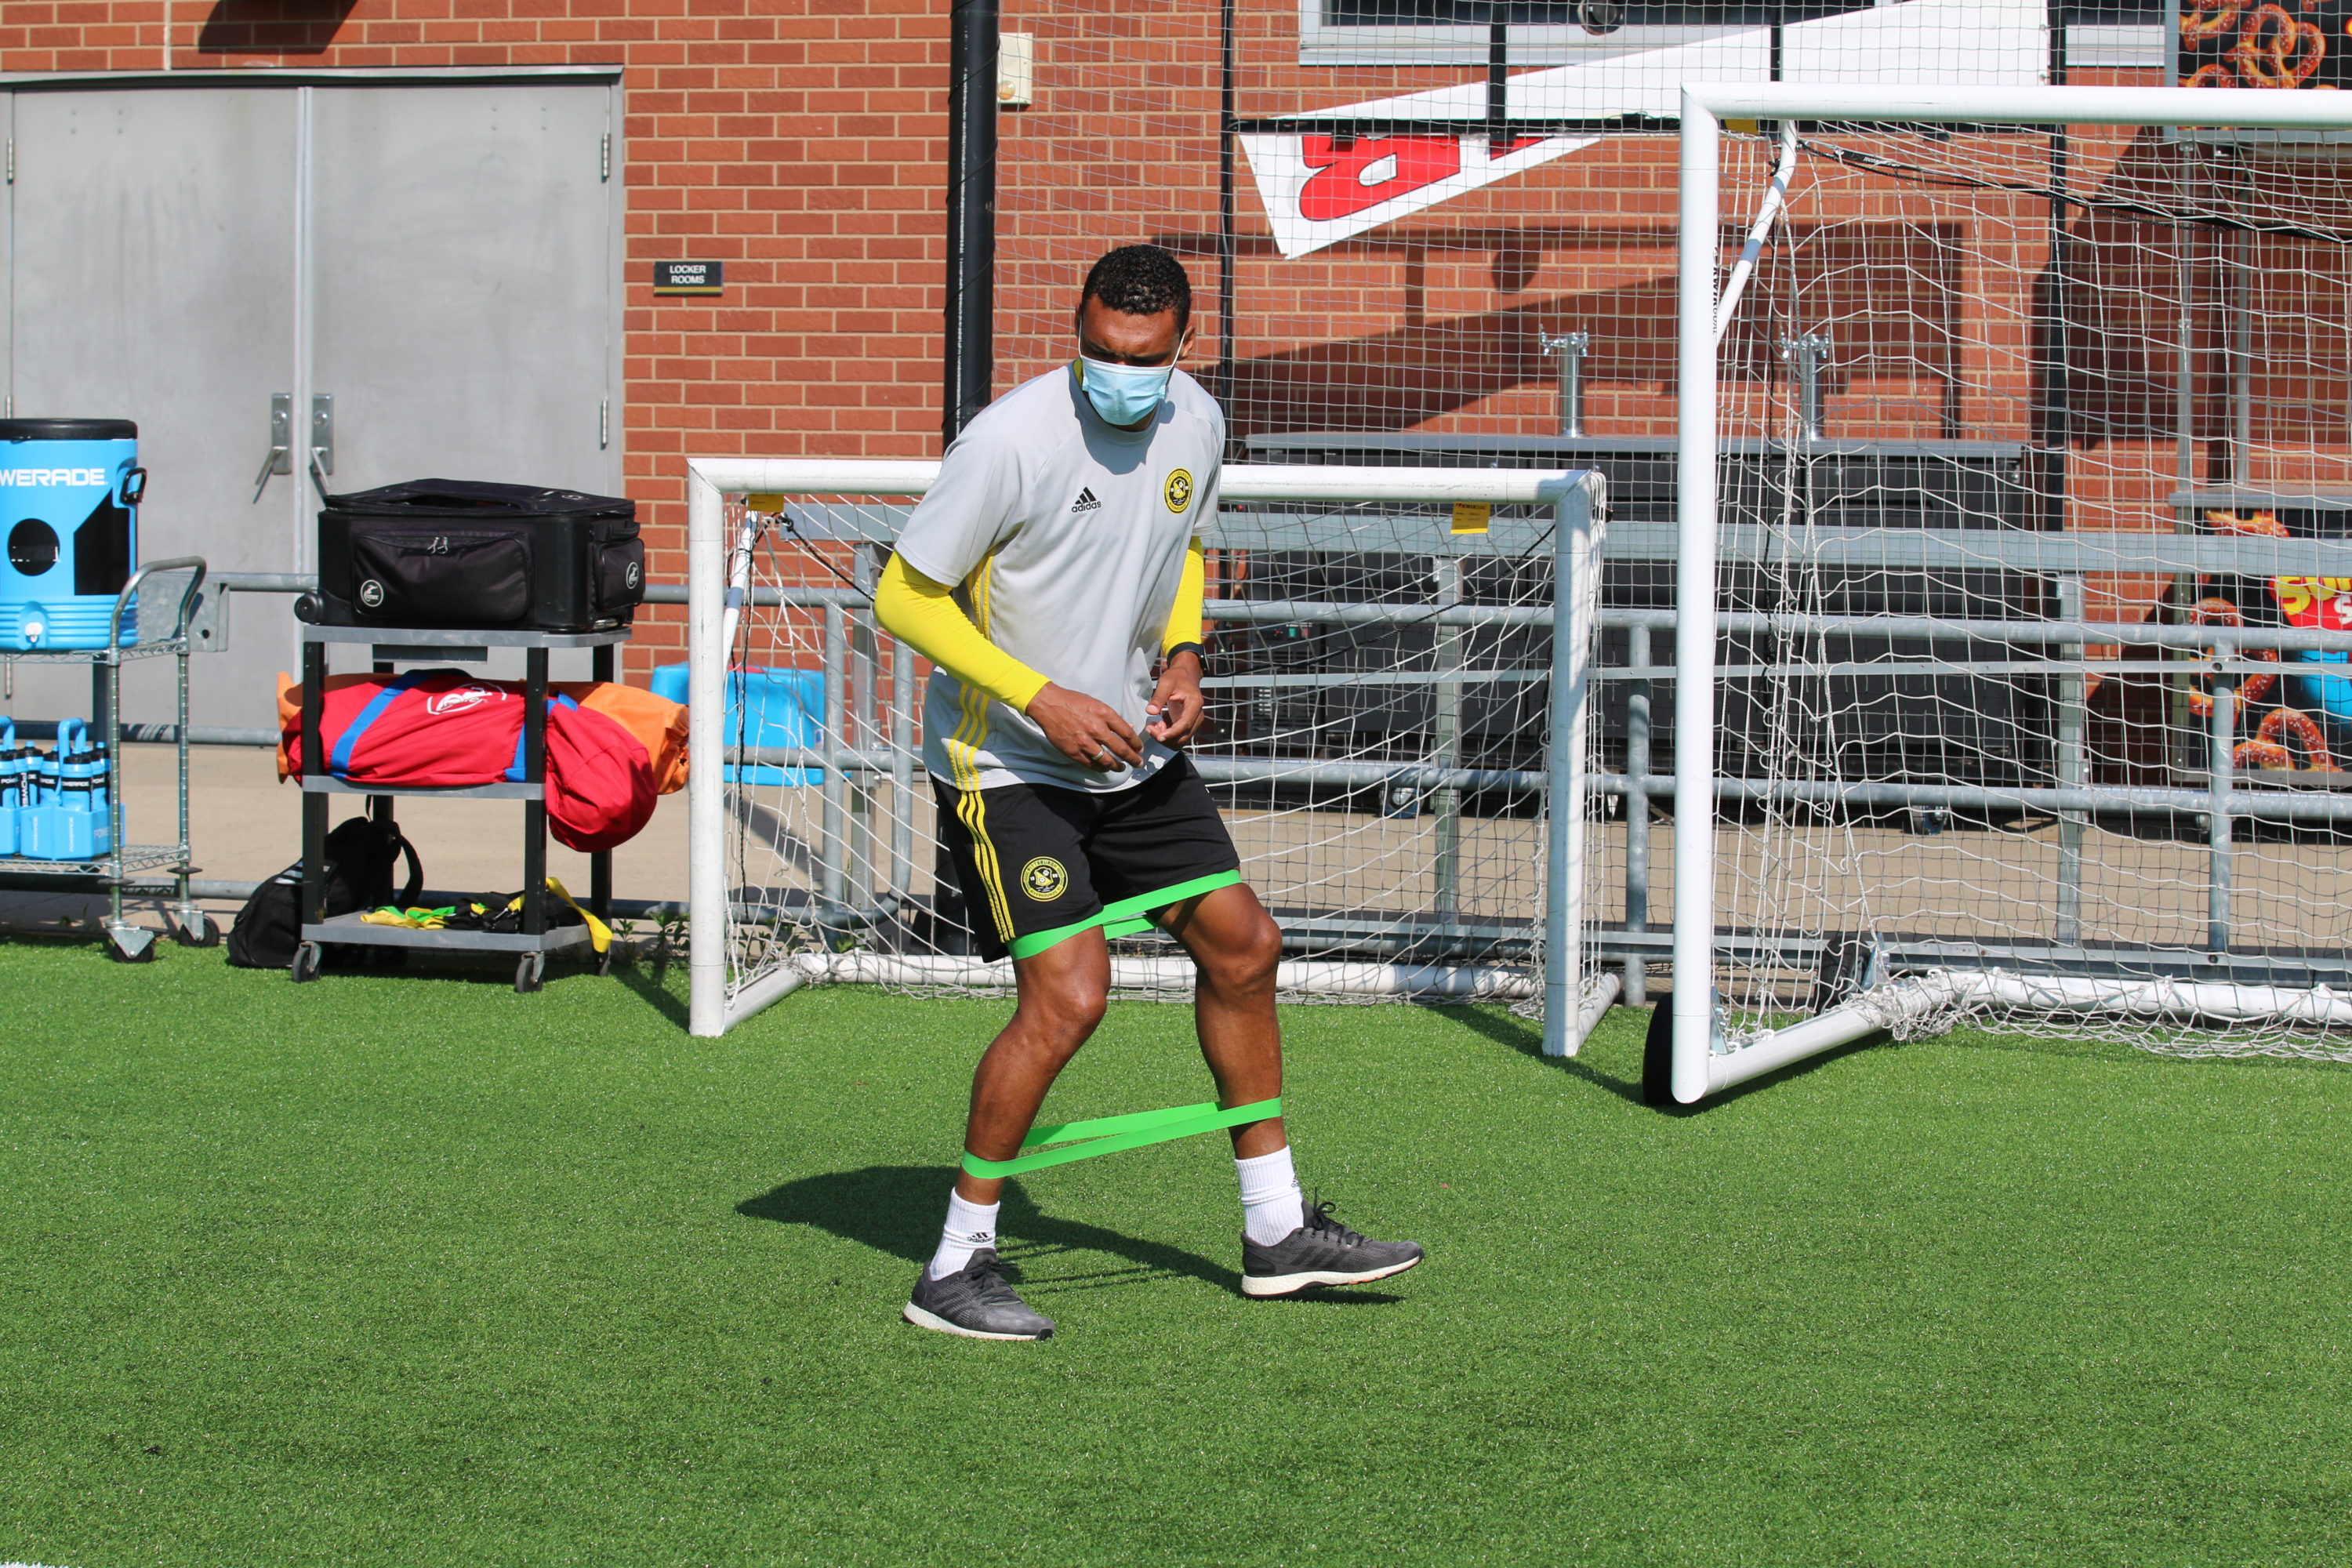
[2271,575,2352,630]
[2183,510,2352,773]
[2176,0,2342,89]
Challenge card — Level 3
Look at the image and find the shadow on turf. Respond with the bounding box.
[736,1165,1408,1304]
[739,1165,1240,1290]
[612,956,689,1027]
[1429,1003,1648,1106]
[1428,1001,1894,1113]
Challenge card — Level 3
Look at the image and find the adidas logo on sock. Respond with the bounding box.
[1070,487,1101,514]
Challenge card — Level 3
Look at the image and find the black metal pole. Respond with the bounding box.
[1218,0,1237,416]
[2039,0,2071,532]
[944,0,999,445]
[1487,16,1508,155]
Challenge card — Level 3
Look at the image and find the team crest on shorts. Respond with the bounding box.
[1164,468,1193,514]
[1020,856,1069,902]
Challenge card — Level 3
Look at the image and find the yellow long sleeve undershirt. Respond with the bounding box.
[1162,539,1207,655]
[873,540,1208,713]
[873,553,1051,710]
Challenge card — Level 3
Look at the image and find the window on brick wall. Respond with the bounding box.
[1299,0,2165,68]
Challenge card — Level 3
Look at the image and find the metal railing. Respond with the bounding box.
[82,517,2352,989]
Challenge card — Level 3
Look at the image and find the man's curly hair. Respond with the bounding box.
[1080,245,1192,331]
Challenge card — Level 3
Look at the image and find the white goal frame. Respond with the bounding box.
[1666,84,2352,1105]
[682,458,1612,1047]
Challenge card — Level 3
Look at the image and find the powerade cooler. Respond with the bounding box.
[0,419,144,652]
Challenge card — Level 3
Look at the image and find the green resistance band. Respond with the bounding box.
[960,1097,1282,1178]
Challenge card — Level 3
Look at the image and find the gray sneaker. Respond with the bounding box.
[902,1248,1056,1341]
[1241,1200,1424,1298]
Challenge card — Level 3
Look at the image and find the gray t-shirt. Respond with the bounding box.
[895,361,1223,794]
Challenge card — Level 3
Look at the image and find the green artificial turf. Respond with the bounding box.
[5,941,2352,1566]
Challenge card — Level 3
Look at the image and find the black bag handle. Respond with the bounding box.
[388,828,423,909]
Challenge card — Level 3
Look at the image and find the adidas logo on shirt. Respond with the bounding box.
[1069,487,1101,514]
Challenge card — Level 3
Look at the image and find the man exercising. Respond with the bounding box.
[873,244,1424,1340]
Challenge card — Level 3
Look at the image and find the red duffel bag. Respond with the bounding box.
[541,693,657,852]
[276,670,665,851]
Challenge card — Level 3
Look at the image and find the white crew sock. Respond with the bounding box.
[927,1190,1000,1280]
[1236,1145,1305,1245]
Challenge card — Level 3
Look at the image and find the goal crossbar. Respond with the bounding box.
[1668,84,2352,1105]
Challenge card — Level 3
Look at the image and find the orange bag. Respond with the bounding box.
[556,681,689,793]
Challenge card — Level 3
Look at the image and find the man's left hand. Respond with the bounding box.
[1145,649,1207,747]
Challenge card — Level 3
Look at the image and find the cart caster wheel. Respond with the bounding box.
[291,942,324,984]
[172,912,222,949]
[516,952,546,993]
[104,925,160,964]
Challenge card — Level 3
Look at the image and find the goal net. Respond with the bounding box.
[1661,84,2352,1105]
[681,459,1614,1049]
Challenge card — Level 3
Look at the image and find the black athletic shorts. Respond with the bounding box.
[933,753,1244,962]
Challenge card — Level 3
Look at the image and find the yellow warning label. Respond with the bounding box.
[1450,501,1492,535]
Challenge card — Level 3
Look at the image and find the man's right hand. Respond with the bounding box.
[1025,683,1145,772]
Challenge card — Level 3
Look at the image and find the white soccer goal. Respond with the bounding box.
[1660,84,2352,1105]
[681,458,1615,1052]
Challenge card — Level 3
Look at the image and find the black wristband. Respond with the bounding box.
[1163,641,1209,673]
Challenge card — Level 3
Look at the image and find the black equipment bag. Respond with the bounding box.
[227,815,424,969]
[313,478,643,632]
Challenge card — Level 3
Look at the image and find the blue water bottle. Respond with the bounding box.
[0,717,17,855]
[23,717,104,858]
[16,736,56,856]
[85,735,112,851]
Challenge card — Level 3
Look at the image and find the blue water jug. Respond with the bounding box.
[0,419,144,652]
[20,717,111,859]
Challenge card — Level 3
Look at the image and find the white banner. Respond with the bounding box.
[1241,0,2045,259]
[1235,130,1603,261]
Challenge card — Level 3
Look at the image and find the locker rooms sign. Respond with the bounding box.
[652,261,724,296]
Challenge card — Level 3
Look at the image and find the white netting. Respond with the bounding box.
[1701,118,2352,1059]
[988,0,2056,440]
[713,485,1607,1015]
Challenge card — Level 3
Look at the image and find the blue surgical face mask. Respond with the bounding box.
[1076,356,1174,428]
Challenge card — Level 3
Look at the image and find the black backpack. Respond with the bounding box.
[227,815,423,970]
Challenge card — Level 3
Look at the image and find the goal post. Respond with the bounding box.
[682,457,1614,1050]
[1663,84,2352,1106]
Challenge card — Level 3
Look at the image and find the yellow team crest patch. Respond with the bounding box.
[1021,856,1069,902]
[1164,468,1194,514]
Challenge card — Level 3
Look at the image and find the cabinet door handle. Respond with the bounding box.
[308,393,334,498]
[252,393,292,502]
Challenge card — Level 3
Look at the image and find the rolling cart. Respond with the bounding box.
[292,625,624,993]
[0,557,213,960]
